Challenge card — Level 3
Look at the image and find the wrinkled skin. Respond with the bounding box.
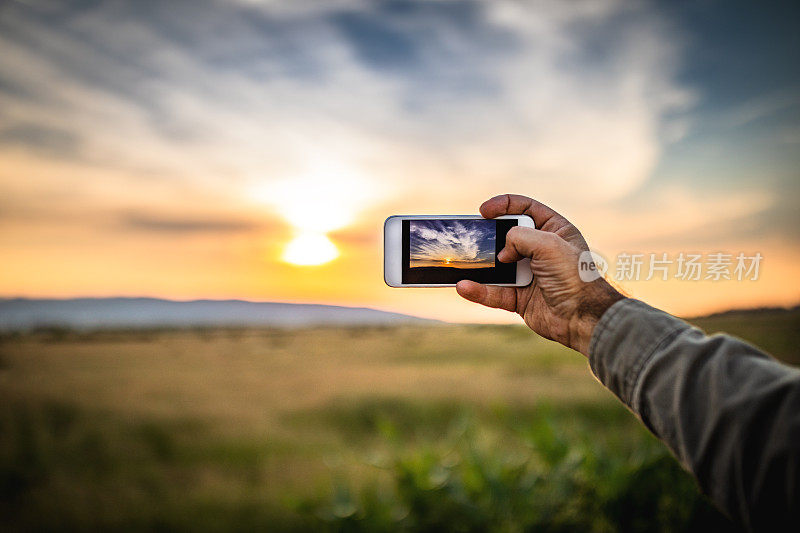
[456,194,623,356]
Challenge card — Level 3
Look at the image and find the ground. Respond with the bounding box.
[1,309,797,531]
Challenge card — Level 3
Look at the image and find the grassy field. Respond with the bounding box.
[2,310,797,531]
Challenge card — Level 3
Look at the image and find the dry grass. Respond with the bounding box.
[0,325,610,436]
[3,312,793,531]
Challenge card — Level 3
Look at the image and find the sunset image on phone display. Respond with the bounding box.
[409,219,496,273]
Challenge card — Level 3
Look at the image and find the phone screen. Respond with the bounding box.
[401,218,518,284]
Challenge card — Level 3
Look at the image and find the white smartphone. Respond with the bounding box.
[384,215,535,288]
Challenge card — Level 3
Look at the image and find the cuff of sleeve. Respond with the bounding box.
[588,298,690,411]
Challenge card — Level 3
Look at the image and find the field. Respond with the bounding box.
[2,309,797,531]
[404,266,509,284]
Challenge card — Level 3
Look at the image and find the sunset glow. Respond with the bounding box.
[282,233,339,266]
[0,0,797,323]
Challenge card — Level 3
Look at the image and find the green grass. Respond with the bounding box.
[2,312,789,532]
[1,395,732,532]
[304,419,729,532]
[0,397,311,531]
[689,307,800,365]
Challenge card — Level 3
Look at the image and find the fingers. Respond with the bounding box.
[456,280,518,313]
[497,226,559,262]
[479,194,561,228]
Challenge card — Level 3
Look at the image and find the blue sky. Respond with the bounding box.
[0,0,797,319]
[409,219,495,266]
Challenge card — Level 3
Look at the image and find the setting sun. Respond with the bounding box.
[247,159,384,269]
[282,232,339,266]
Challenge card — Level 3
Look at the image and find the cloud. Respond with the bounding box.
[0,0,692,218]
[722,91,800,129]
[410,219,495,264]
[119,212,261,233]
[0,123,81,157]
[585,184,777,250]
[0,0,796,320]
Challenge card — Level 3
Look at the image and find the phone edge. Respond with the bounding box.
[383,214,535,288]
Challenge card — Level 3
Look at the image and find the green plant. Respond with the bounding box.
[306,412,734,532]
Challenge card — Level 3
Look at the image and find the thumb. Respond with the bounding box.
[497,227,560,263]
[455,280,518,312]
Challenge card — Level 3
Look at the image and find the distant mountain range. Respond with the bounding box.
[686,305,800,320]
[2,297,795,332]
[0,298,438,331]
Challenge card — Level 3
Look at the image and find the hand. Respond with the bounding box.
[456,194,623,356]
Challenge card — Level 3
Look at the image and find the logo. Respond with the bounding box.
[578,250,608,282]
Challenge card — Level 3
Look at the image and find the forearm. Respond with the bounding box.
[566,278,625,356]
[589,299,800,531]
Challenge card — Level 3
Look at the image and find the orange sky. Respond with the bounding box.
[409,261,491,269]
[0,0,798,323]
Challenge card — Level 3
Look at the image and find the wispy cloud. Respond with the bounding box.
[1,0,796,319]
[410,220,495,265]
[0,0,692,216]
[119,212,262,234]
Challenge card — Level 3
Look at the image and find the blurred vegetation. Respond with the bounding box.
[688,306,800,366]
[303,411,731,532]
[2,309,793,531]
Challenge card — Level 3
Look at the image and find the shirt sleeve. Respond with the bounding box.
[588,298,800,532]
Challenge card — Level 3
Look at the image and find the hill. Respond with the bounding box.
[688,305,800,365]
[0,297,437,331]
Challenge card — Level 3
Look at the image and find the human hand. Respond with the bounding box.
[456,194,623,356]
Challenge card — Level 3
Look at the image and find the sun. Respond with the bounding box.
[282,232,339,266]
[248,158,383,268]
[444,257,452,264]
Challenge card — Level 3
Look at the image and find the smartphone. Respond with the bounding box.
[384,215,535,287]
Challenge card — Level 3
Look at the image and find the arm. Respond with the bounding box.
[591,299,800,531]
[457,194,800,531]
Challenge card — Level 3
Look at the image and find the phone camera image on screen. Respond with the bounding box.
[402,219,517,284]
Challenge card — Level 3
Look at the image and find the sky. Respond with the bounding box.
[0,0,798,322]
[409,220,495,268]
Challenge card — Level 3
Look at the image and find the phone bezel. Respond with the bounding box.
[383,214,535,288]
